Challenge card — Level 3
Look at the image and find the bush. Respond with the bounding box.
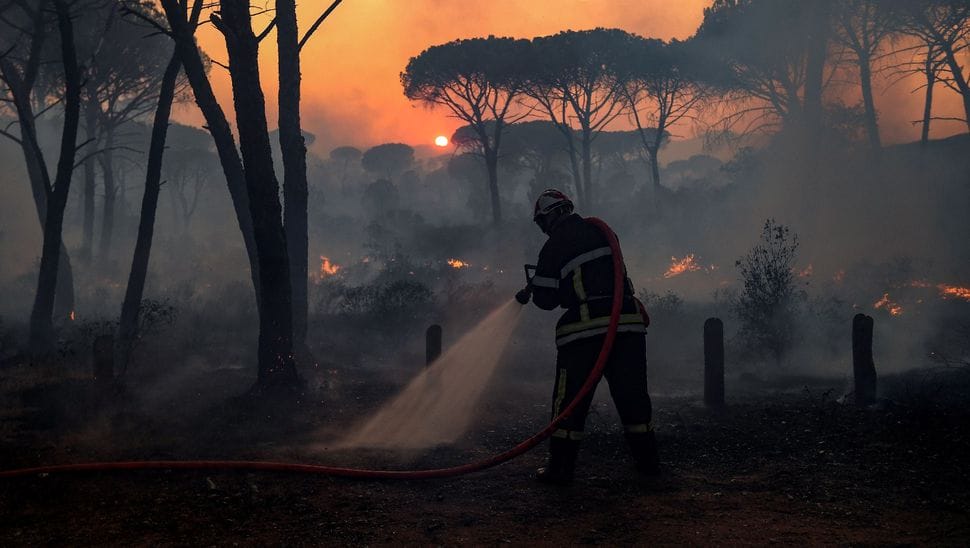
[638,289,684,318]
[324,279,434,322]
[732,219,803,366]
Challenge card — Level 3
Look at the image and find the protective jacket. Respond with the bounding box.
[531,214,646,346]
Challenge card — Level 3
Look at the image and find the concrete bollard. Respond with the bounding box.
[426,324,442,367]
[704,318,725,407]
[93,334,114,385]
[852,313,877,406]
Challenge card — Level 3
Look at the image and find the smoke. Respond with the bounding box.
[328,299,524,450]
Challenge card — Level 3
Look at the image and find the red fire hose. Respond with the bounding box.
[0,218,627,480]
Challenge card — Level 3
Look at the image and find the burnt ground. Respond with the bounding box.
[1,358,969,546]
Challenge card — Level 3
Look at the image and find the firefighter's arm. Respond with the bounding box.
[530,246,561,311]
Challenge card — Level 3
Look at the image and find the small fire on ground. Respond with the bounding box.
[664,254,702,278]
[447,258,471,269]
[873,293,903,316]
[318,256,341,278]
[938,284,970,301]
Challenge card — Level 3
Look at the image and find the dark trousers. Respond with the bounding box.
[550,332,653,440]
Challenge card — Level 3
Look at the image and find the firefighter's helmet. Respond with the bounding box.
[533,188,574,222]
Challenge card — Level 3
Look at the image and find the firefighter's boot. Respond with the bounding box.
[625,431,660,476]
[535,438,580,485]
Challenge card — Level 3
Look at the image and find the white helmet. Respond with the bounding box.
[533,188,574,222]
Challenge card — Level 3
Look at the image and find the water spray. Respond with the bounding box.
[0,218,626,481]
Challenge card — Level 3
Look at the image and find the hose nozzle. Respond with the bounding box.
[517,264,537,305]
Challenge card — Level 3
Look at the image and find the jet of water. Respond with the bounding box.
[337,299,525,450]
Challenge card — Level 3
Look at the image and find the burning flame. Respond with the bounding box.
[873,293,902,316]
[447,258,470,269]
[69,310,75,321]
[664,254,701,278]
[938,284,970,301]
[796,264,813,278]
[319,256,341,277]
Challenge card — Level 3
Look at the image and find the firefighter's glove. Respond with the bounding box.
[515,285,532,305]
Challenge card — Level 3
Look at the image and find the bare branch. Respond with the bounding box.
[298,0,342,51]
[0,126,23,144]
[119,2,171,36]
[256,16,275,42]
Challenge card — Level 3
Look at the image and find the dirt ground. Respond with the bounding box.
[1,359,969,546]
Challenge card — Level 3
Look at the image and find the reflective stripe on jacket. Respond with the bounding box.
[531,214,645,346]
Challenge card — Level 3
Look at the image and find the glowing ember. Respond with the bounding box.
[833,269,845,283]
[664,254,701,278]
[873,293,902,316]
[319,256,341,277]
[938,284,970,301]
[447,258,470,269]
[796,264,813,278]
[909,279,932,288]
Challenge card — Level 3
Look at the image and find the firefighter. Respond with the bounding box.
[516,188,659,485]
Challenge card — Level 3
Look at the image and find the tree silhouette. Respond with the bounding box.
[361,143,414,181]
[501,120,574,198]
[890,0,970,136]
[833,0,894,151]
[8,0,83,352]
[402,36,530,225]
[159,0,262,316]
[695,0,832,135]
[116,46,182,374]
[0,0,87,349]
[617,37,706,198]
[0,0,78,323]
[524,29,630,212]
[161,0,300,389]
[79,1,176,263]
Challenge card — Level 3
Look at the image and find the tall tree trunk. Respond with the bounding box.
[940,45,970,135]
[858,55,881,151]
[648,146,661,193]
[115,53,182,375]
[921,48,935,147]
[484,147,501,225]
[29,0,81,353]
[220,0,298,388]
[1,59,75,321]
[581,129,593,212]
[799,0,830,229]
[276,0,309,347]
[160,0,262,312]
[98,129,116,263]
[81,98,98,264]
[565,139,584,207]
[803,0,830,149]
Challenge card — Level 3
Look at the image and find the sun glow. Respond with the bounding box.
[434,135,449,147]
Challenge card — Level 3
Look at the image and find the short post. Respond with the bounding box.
[93,334,114,385]
[426,324,442,367]
[852,313,877,406]
[704,318,725,407]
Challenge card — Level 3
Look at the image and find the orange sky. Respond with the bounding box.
[173,0,966,156]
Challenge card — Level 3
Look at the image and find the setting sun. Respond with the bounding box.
[434,135,449,147]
